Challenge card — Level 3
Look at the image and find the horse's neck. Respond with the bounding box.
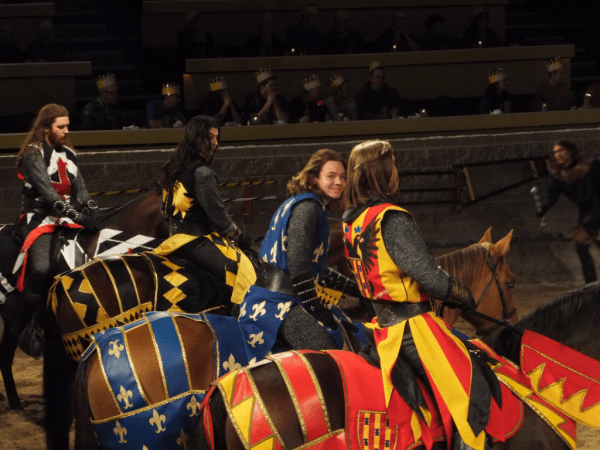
[435,245,483,289]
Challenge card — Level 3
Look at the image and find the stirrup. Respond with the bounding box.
[18,318,43,360]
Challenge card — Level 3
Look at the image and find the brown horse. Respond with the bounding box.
[191,282,600,450]
[73,230,517,450]
[0,187,168,412]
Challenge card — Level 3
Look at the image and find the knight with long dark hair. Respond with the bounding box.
[14,103,99,357]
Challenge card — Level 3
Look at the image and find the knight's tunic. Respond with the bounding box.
[344,203,488,450]
[238,194,330,363]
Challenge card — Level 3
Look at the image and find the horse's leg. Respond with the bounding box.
[43,306,78,450]
[74,366,99,450]
[492,407,567,450]
[0,293,27,410]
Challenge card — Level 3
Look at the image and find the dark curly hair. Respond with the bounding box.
[159,115,220,192]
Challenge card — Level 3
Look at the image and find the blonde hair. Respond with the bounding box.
[287,148,346,209]
[343,140,399,208]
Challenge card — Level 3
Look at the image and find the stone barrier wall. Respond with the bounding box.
[1,125,598,283]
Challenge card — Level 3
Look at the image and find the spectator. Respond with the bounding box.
[289,74,330,123]
[479,68,512,114]
[420,14,459,51]
[321,9,363,55]
[284,3,322,55]
[177,11,216,63]
[243,12,285,57]
[198,76,243,126]
[243,68,289,124]
[0,20,23,63]
[461,8,501,49]
[80,74,124,130]
[371,11,420,53]
[355,60,413,120]
[583,83,600,109]
[324,73,358,120]
[533,57,572,111]
[146,82,187,129]
[25,17,71,62]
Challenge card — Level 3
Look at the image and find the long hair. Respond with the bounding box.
[159,115,220,192]
[16,103,70,168]
[549,139,579,166]
[287,148,346,209]
[343,140,399,208]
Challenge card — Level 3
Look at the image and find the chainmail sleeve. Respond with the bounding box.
[71,171,93,206]
[20,149,64,206]
[192,165,240,237]
[286,199,323,279]
[381,210,449,298]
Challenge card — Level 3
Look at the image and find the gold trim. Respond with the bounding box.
[145,314,170,400]
[200,313,220,380]
[92,337,124,416]
[120,255,142,305]
[81,265,111,322]
[60,276,87,329]
[296,351,331,433]
[122,322,151,407]
[142,253,160,310]
[326,351,352,439]
[98,258,125,314]
[293,429,345,449]
[171,313,193,392]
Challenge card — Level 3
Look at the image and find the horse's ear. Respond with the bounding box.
[490,229,514,258]
[478,227,493,244]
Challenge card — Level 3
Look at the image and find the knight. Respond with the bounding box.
[14,103,100,357]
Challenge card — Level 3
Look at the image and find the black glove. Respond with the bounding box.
[292,271,338,330]
[237,232,253,250]
[53,200,81,221]
[83,199,102,220]
[322,266,362,298]
[77,215,99,233]
[444,276,476,311]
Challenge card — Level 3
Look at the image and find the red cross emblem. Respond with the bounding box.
[51,158,72,199]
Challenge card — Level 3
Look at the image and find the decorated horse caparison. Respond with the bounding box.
[72,230,518,450]
[0,187,168,412]
[190,283,600,450]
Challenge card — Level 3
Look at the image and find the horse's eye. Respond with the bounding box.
[507,283,515,289]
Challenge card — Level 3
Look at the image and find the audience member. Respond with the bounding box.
[25,18,71,62]
[420,14,459,51]
[324,73,358,120]
[288,75,329,123]
[146,82,187,128]
[284,3,322,55]
[80,74,124,130]
[533,57,572,111]
[356,61,412,120]
[0,20,23,63]
[371,11,420,53]
[321,9,363,55]
[244,68,289,124]
[583,83,600,109]
[177,11,216,63]
[198,76,243,126]
[461,8,501,49]
[243,12,285,57]
[479,68,512,114]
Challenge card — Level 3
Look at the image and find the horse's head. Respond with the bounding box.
[436,227,518,336]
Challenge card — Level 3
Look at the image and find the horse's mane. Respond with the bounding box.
[435,242,486,286]
[487,282,600,362]
[97,185,161,224]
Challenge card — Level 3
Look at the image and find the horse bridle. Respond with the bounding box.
[462,246,518,336]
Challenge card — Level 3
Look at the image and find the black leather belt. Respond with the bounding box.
[168,219,211,237]
[372,300,432,327]
[253,261,294,296]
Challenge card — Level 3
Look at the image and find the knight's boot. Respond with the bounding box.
[14,287,44,359]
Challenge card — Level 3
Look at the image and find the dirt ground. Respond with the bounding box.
[1,282,599,449]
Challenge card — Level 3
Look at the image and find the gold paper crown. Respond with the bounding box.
[256,68,274,84]
[327,73,346,89]
[303,3,318,15]
[487,68,506,84]
[302,74,321,90]
[162,82,180,96]
[96,73,116,90]
[209,76,228,91]
[546,56,564,73]
[369,60,385,73]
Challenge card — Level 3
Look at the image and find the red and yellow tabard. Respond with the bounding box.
[343,203,424,304]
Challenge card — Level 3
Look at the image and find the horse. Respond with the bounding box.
[190,282,600,450]
[0,187,167,409]
[72,229,518,450]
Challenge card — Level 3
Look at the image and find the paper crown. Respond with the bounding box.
[328,73,346,89]
[162,82,180,96]
[210,76,227,91]
[488,68,506,84]
[303,74,321,90]
[546,56,564,73]
[96,73,116,90]
[369,60,385,73]
[303,3,318,15]
[256,68,274,84]
[336,9,348,20]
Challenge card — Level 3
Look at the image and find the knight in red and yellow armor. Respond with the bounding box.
[342,140,500,450]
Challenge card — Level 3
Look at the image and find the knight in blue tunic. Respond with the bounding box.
[238,149,366,363]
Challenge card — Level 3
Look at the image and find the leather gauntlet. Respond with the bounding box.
[444,276,476,311]
[292,271,338,330]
